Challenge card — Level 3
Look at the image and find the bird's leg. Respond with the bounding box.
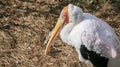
[76,49,86,62]
[85,60,93,67]
[76,49,93,67]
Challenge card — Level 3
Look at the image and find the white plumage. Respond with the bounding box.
[45,4,120,67]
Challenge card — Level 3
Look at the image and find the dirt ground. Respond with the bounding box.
[0,0,120,67]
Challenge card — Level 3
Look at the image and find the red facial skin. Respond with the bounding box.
[60,6,69,23]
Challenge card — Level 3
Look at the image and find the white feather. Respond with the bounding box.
[60,4,120,66]
[71,13,120,58]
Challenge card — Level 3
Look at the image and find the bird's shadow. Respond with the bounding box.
[48,45,62,58]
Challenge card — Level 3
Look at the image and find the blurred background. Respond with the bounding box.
[0,0,120,67]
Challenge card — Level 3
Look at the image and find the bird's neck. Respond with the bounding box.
[60,15,83,45]
[60,22,76,45]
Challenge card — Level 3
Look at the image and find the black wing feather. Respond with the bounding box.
[80,45,108,67]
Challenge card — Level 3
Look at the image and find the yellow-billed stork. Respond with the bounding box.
[45,4,120,67]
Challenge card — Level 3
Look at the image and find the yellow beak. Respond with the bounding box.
[45,18,64,55]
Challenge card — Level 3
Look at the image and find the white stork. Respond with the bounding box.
[45,4,120,67]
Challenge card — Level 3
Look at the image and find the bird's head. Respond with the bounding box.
[60,4,83,23]
[45,4,83,55]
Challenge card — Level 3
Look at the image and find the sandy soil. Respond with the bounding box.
[0,0,120,67]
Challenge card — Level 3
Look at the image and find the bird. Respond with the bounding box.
[45,4,120,67]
